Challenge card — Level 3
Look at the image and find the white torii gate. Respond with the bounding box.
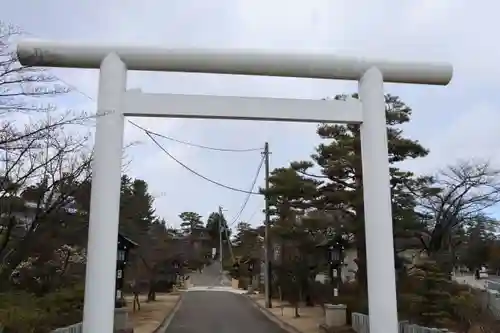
[16,40,452,333]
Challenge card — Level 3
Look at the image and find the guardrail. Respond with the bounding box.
[352,313,454,333]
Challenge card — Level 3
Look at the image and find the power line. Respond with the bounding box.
[228,156,265,227]
[223,211,235,263]
[7,23,263,155]
[219,155,264,266]
[7,22,265,196]
[145,127,262,152]
[219,205,236,266]
[44,70,263,154]
[142,129,262,195]
[246,207,261,225]
[218,156,264,278]
[128,120,262,153]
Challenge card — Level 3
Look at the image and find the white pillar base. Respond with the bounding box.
[114,308,131,331]
[324,304,347,327]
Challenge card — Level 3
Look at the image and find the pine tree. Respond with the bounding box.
[179,211,204,234]
[291,93,428,291]
[410,260,454,328]
[119,175,156,240]
[263,167,320,223]
[205,211,230,249]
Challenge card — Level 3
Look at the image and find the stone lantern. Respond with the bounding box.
[114,233,138,333]
[115,233,138,308]
[316,231,348,329]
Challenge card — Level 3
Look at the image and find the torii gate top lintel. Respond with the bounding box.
[17,39,452,85]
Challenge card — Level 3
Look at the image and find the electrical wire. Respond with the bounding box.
[8,22,265,196]
[128,121,262,153]
[223,156,264,262]
[141,129,262,195]
[228,156,265,227]
[34,74,264,195]
[222,218,235,263]
[52,79,264,154]
[245,207,261,225]
[10,21,263,155]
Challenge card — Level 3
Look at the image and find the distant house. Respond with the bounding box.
[337,237,426,282]
[189,227,211,252]
[394,237,428,266]
[0,192,78,231]
[166,227,212,266]
[264,229,426,284]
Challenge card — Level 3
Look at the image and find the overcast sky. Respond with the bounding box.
[4,0,500,229]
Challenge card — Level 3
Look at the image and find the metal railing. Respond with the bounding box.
[352,313,454,333]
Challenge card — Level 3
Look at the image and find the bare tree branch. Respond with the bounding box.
[415,160,500,254]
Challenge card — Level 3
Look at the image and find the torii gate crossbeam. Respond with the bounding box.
[17,39,452,333]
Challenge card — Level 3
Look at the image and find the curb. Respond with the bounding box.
[318,324,355,333]
[152,293,184,333]
[245,296,303,333]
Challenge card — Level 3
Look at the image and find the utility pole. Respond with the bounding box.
[263,142,272,308]
[223,214,234,263]
[218,205,224,273]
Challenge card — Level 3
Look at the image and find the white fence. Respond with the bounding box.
[52,322,82,333]
[485,279,500,293]
[481,283,500,319]
[447,277,500,319]
[351,313,454,333]
[485,291,500,315]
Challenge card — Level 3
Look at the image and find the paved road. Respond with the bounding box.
[163,291,287,333]
[188,261,231,287]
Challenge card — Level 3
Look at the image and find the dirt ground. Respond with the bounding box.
[250,294,325,333]
[124,293,181,333]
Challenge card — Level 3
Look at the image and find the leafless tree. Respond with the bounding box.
[415,160,500,256]
[0,21,146,292]
[0,22,94,142]
[0,22,97,287]
[0,124,92,283]
[0,23,67,112]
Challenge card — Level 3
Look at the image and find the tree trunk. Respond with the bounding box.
[147,278,156,301]
[304,278,313,306]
